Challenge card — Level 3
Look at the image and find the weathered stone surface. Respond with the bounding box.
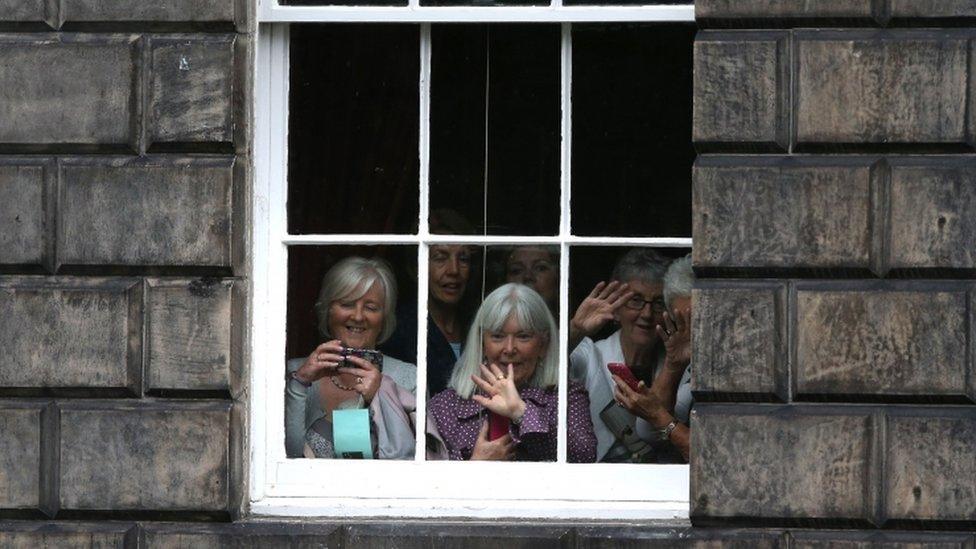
[0,278,141,391]
[346,523,573,549]
[60,0,236,23]
[890,0,976,19]
[694,33,788,150]
[0,162,46,266]
[578,527,783,548]
[885,410,976,522]
[795,285,968,399]
[58,157,233,268]
[59,401,230,510]
[693,158,874,271]
[692,283,786,400]
[697,0,874,21]
[791,530,974,548]
[143,522,342,548]
[889,161,976,271]
[146,278,234,392]
[0,522,133,548]
[795,32,968,146]
[0,35,137,147]
[150,37,235,146]
[0,405,42,509]
[691,405,877,522]
[0,0,51,24]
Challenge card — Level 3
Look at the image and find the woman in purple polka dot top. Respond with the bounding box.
[428,283,597,462]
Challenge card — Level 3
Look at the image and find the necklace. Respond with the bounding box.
[331,375,356,391]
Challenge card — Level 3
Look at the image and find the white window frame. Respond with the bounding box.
[252,0,695,520]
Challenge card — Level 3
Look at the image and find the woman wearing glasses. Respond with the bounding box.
[567,248,672,463]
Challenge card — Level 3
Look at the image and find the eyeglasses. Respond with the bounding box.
[624,296,667,313]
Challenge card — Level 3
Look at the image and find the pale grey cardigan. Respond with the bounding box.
[285,355,417,458]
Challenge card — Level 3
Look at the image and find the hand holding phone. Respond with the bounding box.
[607,362,640,392]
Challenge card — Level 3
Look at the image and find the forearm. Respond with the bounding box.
[668,423,690,462]
[650,359,686,412]
[285,378,310,458]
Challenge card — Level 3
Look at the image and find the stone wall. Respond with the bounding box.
[0,0,249,527]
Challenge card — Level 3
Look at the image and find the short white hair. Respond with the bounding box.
[663,255,694,308]
[611,247,669,286]
[448,283,559,399]
[314,256,398,344]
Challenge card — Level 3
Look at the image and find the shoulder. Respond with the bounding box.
[382,355,417,391]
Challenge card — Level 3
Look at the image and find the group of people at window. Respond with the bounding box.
[286,231,693,464]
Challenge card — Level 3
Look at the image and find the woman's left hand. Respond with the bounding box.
[337,355,383,404]
[656,306,691,370]
[612,376,671,429]
[471,363,527,421]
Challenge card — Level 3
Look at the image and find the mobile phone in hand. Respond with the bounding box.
[607,362,640,392]
[488,411,510,441]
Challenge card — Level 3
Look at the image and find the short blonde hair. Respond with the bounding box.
[448,283,559,398]
[314,256,398,344]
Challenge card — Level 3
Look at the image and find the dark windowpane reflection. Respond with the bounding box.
[564,0,689,6]
[571,24,695,237]
[289,25,419,235]
[430,25,560,236]
[281,0,406,9]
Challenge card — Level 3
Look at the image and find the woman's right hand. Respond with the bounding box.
[294,339,345,384]
[470,421,515,461]
[570,281,633,338]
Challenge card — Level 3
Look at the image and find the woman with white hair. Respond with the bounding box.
[429,283,596,462]
[286,256,417,459]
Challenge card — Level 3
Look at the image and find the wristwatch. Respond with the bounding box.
[289,371,312,388]
[658,419,678,442]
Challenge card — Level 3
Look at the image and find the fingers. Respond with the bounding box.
[342,355,377,371]
[611,374,633,396]
[471,375,495,395]
[656,324,669,342]
[663,313,677,336]
[507,363,514,381]
[588,281,607,299]
[488,362,505,381]
[336,366,370,378]
[471,394,490,408]
[607,289,635,311]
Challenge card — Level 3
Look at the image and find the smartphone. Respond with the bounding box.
[607,362,640,392]
[488,411,510,441]
[340,347,384,371]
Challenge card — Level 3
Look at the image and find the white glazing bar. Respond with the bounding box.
[283,234,693,246]
[555,22,572,464]
[415,23,433,462]
[259,4,694,23]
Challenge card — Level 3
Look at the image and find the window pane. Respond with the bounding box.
[286,245,418,459]
[429,25,560,236]
[566,246,691,464]
[571,24,695,237]
[288,25,419,235]
[280,0,406,9]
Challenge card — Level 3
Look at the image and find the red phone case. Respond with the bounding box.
[607,362,640,392]
[488,411,510,441]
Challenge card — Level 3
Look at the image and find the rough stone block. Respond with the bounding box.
[795,31,968,147]
[696,0,875,21]
[790,530,974,548]
[694,33,788,150]
[0,35,137,147]
[885,410,976,523]
[0,0,53,26]
[795,284,969,400]
[0,404,42,509]
[889,160,976,271]
[149,36,235,146]
[0,522,134,548]
[691,405,878,523]
[60,0,236,24]
[693,157,874,272]
[890,0,976,19]
[59,401,230,511]
[578,527,783,548]
[0,162,46,266]
[143,523,343,548]
[0,277,141,392]
[345,524,573,549]
[146,278,234,392]
[692,283,786,401]
[58,157,233,268]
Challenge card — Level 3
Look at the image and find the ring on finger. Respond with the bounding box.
[356,376,363,385]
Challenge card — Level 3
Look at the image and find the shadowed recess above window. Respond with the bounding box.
[288,24,419,235]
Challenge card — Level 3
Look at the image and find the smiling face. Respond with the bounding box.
[429,245,472,307]
[327,281,385,349]
[482,314,549,386]
[505,247,558,306]
[616,278,666,351]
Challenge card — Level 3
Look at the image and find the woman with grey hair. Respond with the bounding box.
[428,283,596,462]
[285,256,417,459]
[613,254,693,462]
[567,247,671,463]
